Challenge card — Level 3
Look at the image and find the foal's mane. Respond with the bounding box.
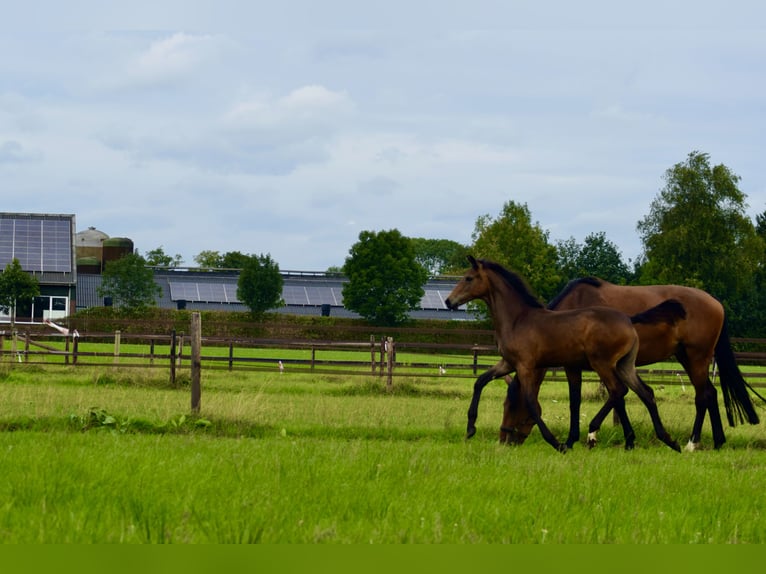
[479,259,544,309]
[547,276,603,310]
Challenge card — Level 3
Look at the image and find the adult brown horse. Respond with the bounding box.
[502,276,764,451]
[445,256,681,453]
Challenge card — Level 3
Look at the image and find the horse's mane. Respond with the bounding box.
[479,259,544,309]
[547,276,603,310]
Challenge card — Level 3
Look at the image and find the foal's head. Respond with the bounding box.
[445,255,489,310]
[445,255,543,311]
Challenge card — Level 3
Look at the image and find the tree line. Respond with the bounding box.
[5,150,761,334]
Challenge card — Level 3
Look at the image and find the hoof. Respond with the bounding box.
[465,426,477,440]
[587,431,597,449]
[557,444,569,454]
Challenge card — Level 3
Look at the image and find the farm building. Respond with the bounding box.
[0,212,77,323]
[2,212,468,324]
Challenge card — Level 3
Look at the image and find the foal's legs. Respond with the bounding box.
[466,359,513,439]
[585,371,635,449]
[621,371,682,452]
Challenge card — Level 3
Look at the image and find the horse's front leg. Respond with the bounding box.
[565,368,583,449]
[519,368,566,453]
[466,359,513,439]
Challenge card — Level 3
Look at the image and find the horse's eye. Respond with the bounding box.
[465,276,472,282]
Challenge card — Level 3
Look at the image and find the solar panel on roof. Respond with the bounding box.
[0,215,73,272]
[167,281,241,303]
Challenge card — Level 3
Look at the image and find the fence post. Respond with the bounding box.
[23,332,29,363]
[150,339,155,366]
[370,335,376,374]
[386,337,394,391]
[72,336,79,365]
[379,338,386,376]
[65,336,70,366]
[473,346,478,375]
[191,312,201,414]
[177,334,184,367]
[113,330,121,364]
[169,329,177,386]
[228,342,234,371]
[311,346,316,371]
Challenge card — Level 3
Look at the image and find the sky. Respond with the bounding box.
[2,1,765,271]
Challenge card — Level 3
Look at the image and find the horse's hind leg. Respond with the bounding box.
[625,372,682,452]
[686,380,722,450]
[587,375,635,449]
[677,349,725,450]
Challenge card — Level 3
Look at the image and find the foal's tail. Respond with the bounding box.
[630,298,686,326]
[715,320,765,426]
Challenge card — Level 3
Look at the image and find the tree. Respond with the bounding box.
[0,258,40,328]
[556,232,631,288]
[636,151,764,304]
[144,246,183,267]
[470,200,560,299]
[97,252,162,312]
[193,250,251,269]
[237,254,284,316]
[409,237,470,277]
[342,229,429,326]
[193,250,224,268]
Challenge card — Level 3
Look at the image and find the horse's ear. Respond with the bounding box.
[467,255,478,270]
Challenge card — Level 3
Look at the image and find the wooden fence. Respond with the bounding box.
[4,313,766,400]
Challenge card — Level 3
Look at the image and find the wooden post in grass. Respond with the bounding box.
[113,330,121,364]
[191,312,202,414]
[169,330,177,386]
[386,337,394,391]
[370,335,376,374]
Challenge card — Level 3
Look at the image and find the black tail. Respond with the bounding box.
[630,298,686,326]
[715,320,765,426]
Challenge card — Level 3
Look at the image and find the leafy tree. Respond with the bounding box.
[342,229,429,326]
[193,250,251,269]
[555,232,631,288]
[470,200,560,299]
[144,246,183,267]
[221,251,251,269]
[410,237,470,277]
[0,258,40,327]
[193,250,224,268]
[237,254,284,316]
[97,252,162,312]
[636,151,764,304]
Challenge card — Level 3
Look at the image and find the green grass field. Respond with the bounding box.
[1,359,765,543]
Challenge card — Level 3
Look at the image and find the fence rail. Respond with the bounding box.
[4,326,766,391]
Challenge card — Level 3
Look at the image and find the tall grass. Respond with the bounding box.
[1,364,765,543]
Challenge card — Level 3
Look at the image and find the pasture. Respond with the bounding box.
[1,349,765,544]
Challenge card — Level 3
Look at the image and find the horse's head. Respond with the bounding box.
[499,375,539,446]
[445,255,489,310]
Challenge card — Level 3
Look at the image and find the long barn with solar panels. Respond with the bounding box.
[2,212,468,324]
